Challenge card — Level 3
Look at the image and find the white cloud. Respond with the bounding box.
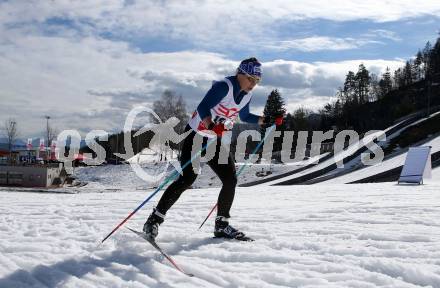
[265,30,405,52]
[262,59,403,90]
[254,59,404,113]
[0,25,405,136]
[363,29,402,42]
[0,1,439,49]
[0,0,421,136]
[0,25,236,136]
[3,1,440,26]
[265,37,378,52]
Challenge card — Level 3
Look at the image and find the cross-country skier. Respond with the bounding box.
[143,57,283,241]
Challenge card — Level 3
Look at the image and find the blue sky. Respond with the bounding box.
[0,1,439,137]
[124,16,439,62]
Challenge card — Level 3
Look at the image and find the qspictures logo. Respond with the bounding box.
[54,106,386,183]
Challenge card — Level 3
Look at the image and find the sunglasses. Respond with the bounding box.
[245,74,261,85]
[238,67,261,84]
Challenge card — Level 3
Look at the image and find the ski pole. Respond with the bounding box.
[102,136,218,243]
[198,124,277,229]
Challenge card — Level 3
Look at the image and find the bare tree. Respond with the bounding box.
[47,125,58,147]
[151,90,188,133]
[150,90,189,159]
[3,118,19,164]
[44,116,58,161]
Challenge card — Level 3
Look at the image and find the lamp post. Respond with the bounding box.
[9,121,16,165]
[45,116,50,162]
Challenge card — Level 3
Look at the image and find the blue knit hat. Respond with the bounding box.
[237,57,262,79]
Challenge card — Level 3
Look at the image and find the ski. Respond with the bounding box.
[213,235,254,242]
[127,227,194,277]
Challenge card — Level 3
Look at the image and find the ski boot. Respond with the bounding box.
[214,216,253,241]
[143,209,165,241]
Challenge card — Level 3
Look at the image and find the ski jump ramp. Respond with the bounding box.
[242,111,439,187]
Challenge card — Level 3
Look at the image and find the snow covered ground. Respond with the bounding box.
[74,160,307,191]
[1,182,440,287]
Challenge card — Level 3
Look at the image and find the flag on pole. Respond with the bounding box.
[50,141,57,160]
[39,139,45,152]
[27,138,33,150]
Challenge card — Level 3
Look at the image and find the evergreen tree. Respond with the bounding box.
[368,73,380,102]
[343,71,357,104]
[284,113,294,131]
[291,107,310,131]
[379,67,392,98]
[262,89,286,125]
[394,68,405,89]
[316,36,440,135]
[335,87,346,116]
[403,61,413,86]
[414,50,424,81]
[430,37,440,79]
[333,99,343,126]
[355,64,370,104]
[261,89,286,156]
[423,41,433,79]
[321,103,334,117]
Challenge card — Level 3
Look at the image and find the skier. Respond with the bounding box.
[143,57,283,241]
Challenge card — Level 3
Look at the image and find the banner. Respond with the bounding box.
[50,141,57,160]
[27,138,33,150]
[398,146,432,184]
[39,138,45,152]
[50,141,56,152]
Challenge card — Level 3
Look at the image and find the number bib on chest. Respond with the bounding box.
[189,78,252,138]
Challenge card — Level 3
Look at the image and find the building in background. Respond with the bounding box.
[0,164,65,187]
[0,138,66,187]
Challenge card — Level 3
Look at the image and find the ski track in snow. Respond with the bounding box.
[1,183,440,288]
[74,161,305,191]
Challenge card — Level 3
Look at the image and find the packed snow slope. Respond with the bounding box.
[312,112,440,184]
[251,111,438,186]
[1,182,440,287]
[320,134,440,184]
